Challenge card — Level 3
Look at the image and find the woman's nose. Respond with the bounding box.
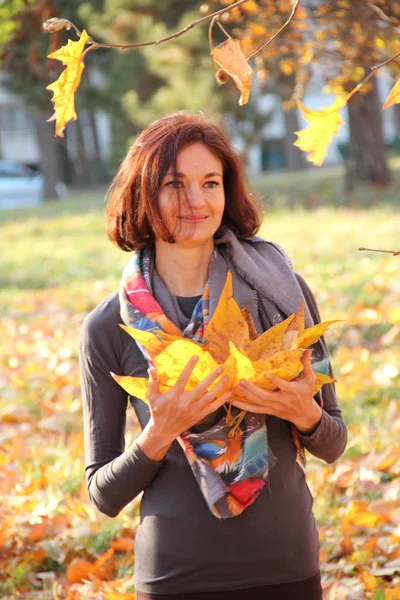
[186,184,206,207]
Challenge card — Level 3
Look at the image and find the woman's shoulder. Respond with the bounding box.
[80,290,122,343]
[238,232,294,270]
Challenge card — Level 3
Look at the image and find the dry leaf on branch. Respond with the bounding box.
[46,29,91,137]
[210,38,254,105]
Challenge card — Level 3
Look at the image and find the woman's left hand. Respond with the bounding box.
[233,349,323,434]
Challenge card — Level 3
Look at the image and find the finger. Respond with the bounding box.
[198,375,228,404]
[264,373,292,391]
[190,366,225,399]
[200,391,231,417]
[173,355,199,394]
[300,349,315,382]
[239,379,277,401]
[146,367,160,400]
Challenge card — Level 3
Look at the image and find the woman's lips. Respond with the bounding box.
[179,216,209,222]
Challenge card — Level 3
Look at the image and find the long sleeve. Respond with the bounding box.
[295,273,348,464]
[79,293,164,518]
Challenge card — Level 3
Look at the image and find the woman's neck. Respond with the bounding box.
[154,238,214,296]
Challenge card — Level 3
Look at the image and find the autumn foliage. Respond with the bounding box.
[43,2,400,165]
[1,207,400,598]
[112,271,336,422]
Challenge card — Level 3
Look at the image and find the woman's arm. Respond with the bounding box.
[80,307,165,518]
[231,274,347,465]
[295,273,348,464]
[79,298,230,517]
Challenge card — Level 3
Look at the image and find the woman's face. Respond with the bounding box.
[156,142,225,246]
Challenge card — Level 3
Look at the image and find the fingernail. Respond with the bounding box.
[191,355,198,363]
[266,374,274,380]
[216,367,223,374]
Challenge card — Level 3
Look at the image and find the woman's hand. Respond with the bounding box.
[136,355,230,461]
[232,349,322,434]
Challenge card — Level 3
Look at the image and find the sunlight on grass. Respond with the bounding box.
[0,185,399,598]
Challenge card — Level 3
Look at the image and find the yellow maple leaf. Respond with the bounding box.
[382,77,400,110]
[205,271,250,361]
[210,38,254,106]
[46,29,90,137]
[296,320,340,348]
[293,97,346,166]
[112,271,339,421]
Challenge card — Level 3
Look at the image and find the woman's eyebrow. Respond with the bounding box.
[165,171,223,178]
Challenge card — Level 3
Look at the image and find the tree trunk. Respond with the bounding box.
[275,76,307,172]
[346,79,391,190]
[87,110,109,184]
[71,114,92,187]
[34,107,71,200]
[282,106,307,171]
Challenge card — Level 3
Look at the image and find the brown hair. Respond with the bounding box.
[105,111,262,251]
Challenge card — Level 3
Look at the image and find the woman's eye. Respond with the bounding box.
[204,181,219,188]
[166,181,182,189]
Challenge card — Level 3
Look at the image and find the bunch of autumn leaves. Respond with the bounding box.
[112,272,338,425]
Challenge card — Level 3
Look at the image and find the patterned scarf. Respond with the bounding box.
[119,250,273,519]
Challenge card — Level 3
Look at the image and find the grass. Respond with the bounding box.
[1,166,399,598]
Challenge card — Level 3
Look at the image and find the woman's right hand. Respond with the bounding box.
[136,355,230,462]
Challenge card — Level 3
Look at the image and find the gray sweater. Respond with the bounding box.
[79,256,347,595]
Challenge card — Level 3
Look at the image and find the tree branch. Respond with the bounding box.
[365,2,400,36]
[359,247,400,256]
[246,0,301,62]
[81,0,251,57]
[344,50,400,104]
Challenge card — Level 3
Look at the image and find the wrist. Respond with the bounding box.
[296,404,323,435]
[136,421,175,462]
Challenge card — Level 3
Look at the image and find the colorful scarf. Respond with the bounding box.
[119,250,273,519]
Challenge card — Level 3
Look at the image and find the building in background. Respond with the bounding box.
[0,71,112,179]
[0,70,397,178]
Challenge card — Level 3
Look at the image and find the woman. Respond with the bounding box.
[79,111,347,599]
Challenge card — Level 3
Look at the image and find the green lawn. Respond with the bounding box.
[1,172,400,598]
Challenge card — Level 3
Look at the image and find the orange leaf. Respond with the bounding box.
[211,38,254,105]
[382,77,400,110]
[363,443,400,471]
[67,557,95,583]
[358,569,379,592]
[27,521,47,542]
[341,536,354,555]
[111,537,134,552]
[385,584,400,599]
[294,97,346,166]
[46,29,90,137]
[103,592,135,600]
[22,546,47,566]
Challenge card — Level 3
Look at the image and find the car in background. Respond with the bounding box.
[0,160,44,209]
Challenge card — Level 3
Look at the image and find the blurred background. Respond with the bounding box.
[1,0,400,208]
[1,2,399,599]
